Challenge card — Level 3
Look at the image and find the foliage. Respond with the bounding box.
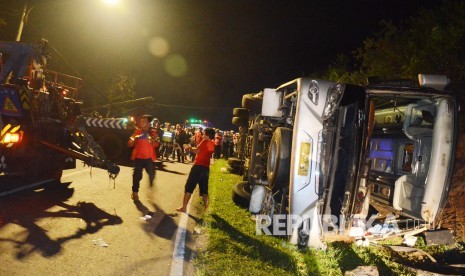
[103,73,136,117]
[325,0,465,83]
[324,54,367,85]
[80,71,136,117]
[194,159,308,275]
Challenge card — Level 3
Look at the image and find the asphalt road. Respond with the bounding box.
[0,160,201,276]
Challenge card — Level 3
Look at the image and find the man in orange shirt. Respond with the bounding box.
[177,128,215,212]
[127,114,158,201]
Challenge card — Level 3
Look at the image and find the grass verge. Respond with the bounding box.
[193,159,465,275]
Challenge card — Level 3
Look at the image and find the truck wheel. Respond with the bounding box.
[233,108,249,119]
[99,134,124,161]
[267,127,292,190]
[248,122,264,185]
[232,181,252,208]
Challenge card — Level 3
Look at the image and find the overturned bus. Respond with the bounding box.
[246,74,459,248]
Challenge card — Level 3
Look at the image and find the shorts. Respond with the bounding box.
[184,165,210,195]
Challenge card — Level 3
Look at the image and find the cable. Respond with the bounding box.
[26,19,109,103]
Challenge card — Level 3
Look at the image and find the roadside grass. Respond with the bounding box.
[193,159,464,275]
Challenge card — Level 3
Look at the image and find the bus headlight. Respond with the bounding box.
[307,80,319,105]
[322,83,345,120]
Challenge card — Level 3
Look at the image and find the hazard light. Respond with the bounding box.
[1,132,23,145]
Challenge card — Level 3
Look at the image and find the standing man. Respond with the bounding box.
[190,127,203,161]
[213,129,223,159]
[173,124,188,162]
[151,118,164,159]
[127,114,158,201]
[177,128,215,212]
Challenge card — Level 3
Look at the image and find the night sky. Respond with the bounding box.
[0,0,443,129]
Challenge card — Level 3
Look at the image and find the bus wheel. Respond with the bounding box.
[232,181,252,208]
[233,107,249,119]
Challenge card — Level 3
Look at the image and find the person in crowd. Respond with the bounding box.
[127,114,158,201]
[213,129,222,159]
[176,128,215,212]
[222,130,232,159]
[190,127,203,161]
[172,124,188,162]
[151,118,163,159]
[232,131,239,157]
[184,127,193,161]
[228,130,235,158]
[194,127,203,146]
[161,122,174,160]
[188,127,197,162]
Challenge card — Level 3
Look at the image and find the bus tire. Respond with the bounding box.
[242,93,262,112]
[232,181,252,208]
[228,157,242,167]
[233,108,249,119]
[232,116,248,126]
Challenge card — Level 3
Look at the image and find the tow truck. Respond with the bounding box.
[0,40,120,180]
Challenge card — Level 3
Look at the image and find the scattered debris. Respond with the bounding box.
[367,223,400,236]
[424,229,455,245]
[194,227,201,235]
[92,238,109,247]
[348,227,365,237]
[220,167,227,173]
[402,236,417,247]
[355,238,370,247]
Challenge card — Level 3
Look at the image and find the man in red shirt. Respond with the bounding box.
[194,127,203,145]
[176,128,215,212]
[127,114,159,201]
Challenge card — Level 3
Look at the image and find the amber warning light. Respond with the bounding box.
[1,124,23,147]
[1,132,23,147]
